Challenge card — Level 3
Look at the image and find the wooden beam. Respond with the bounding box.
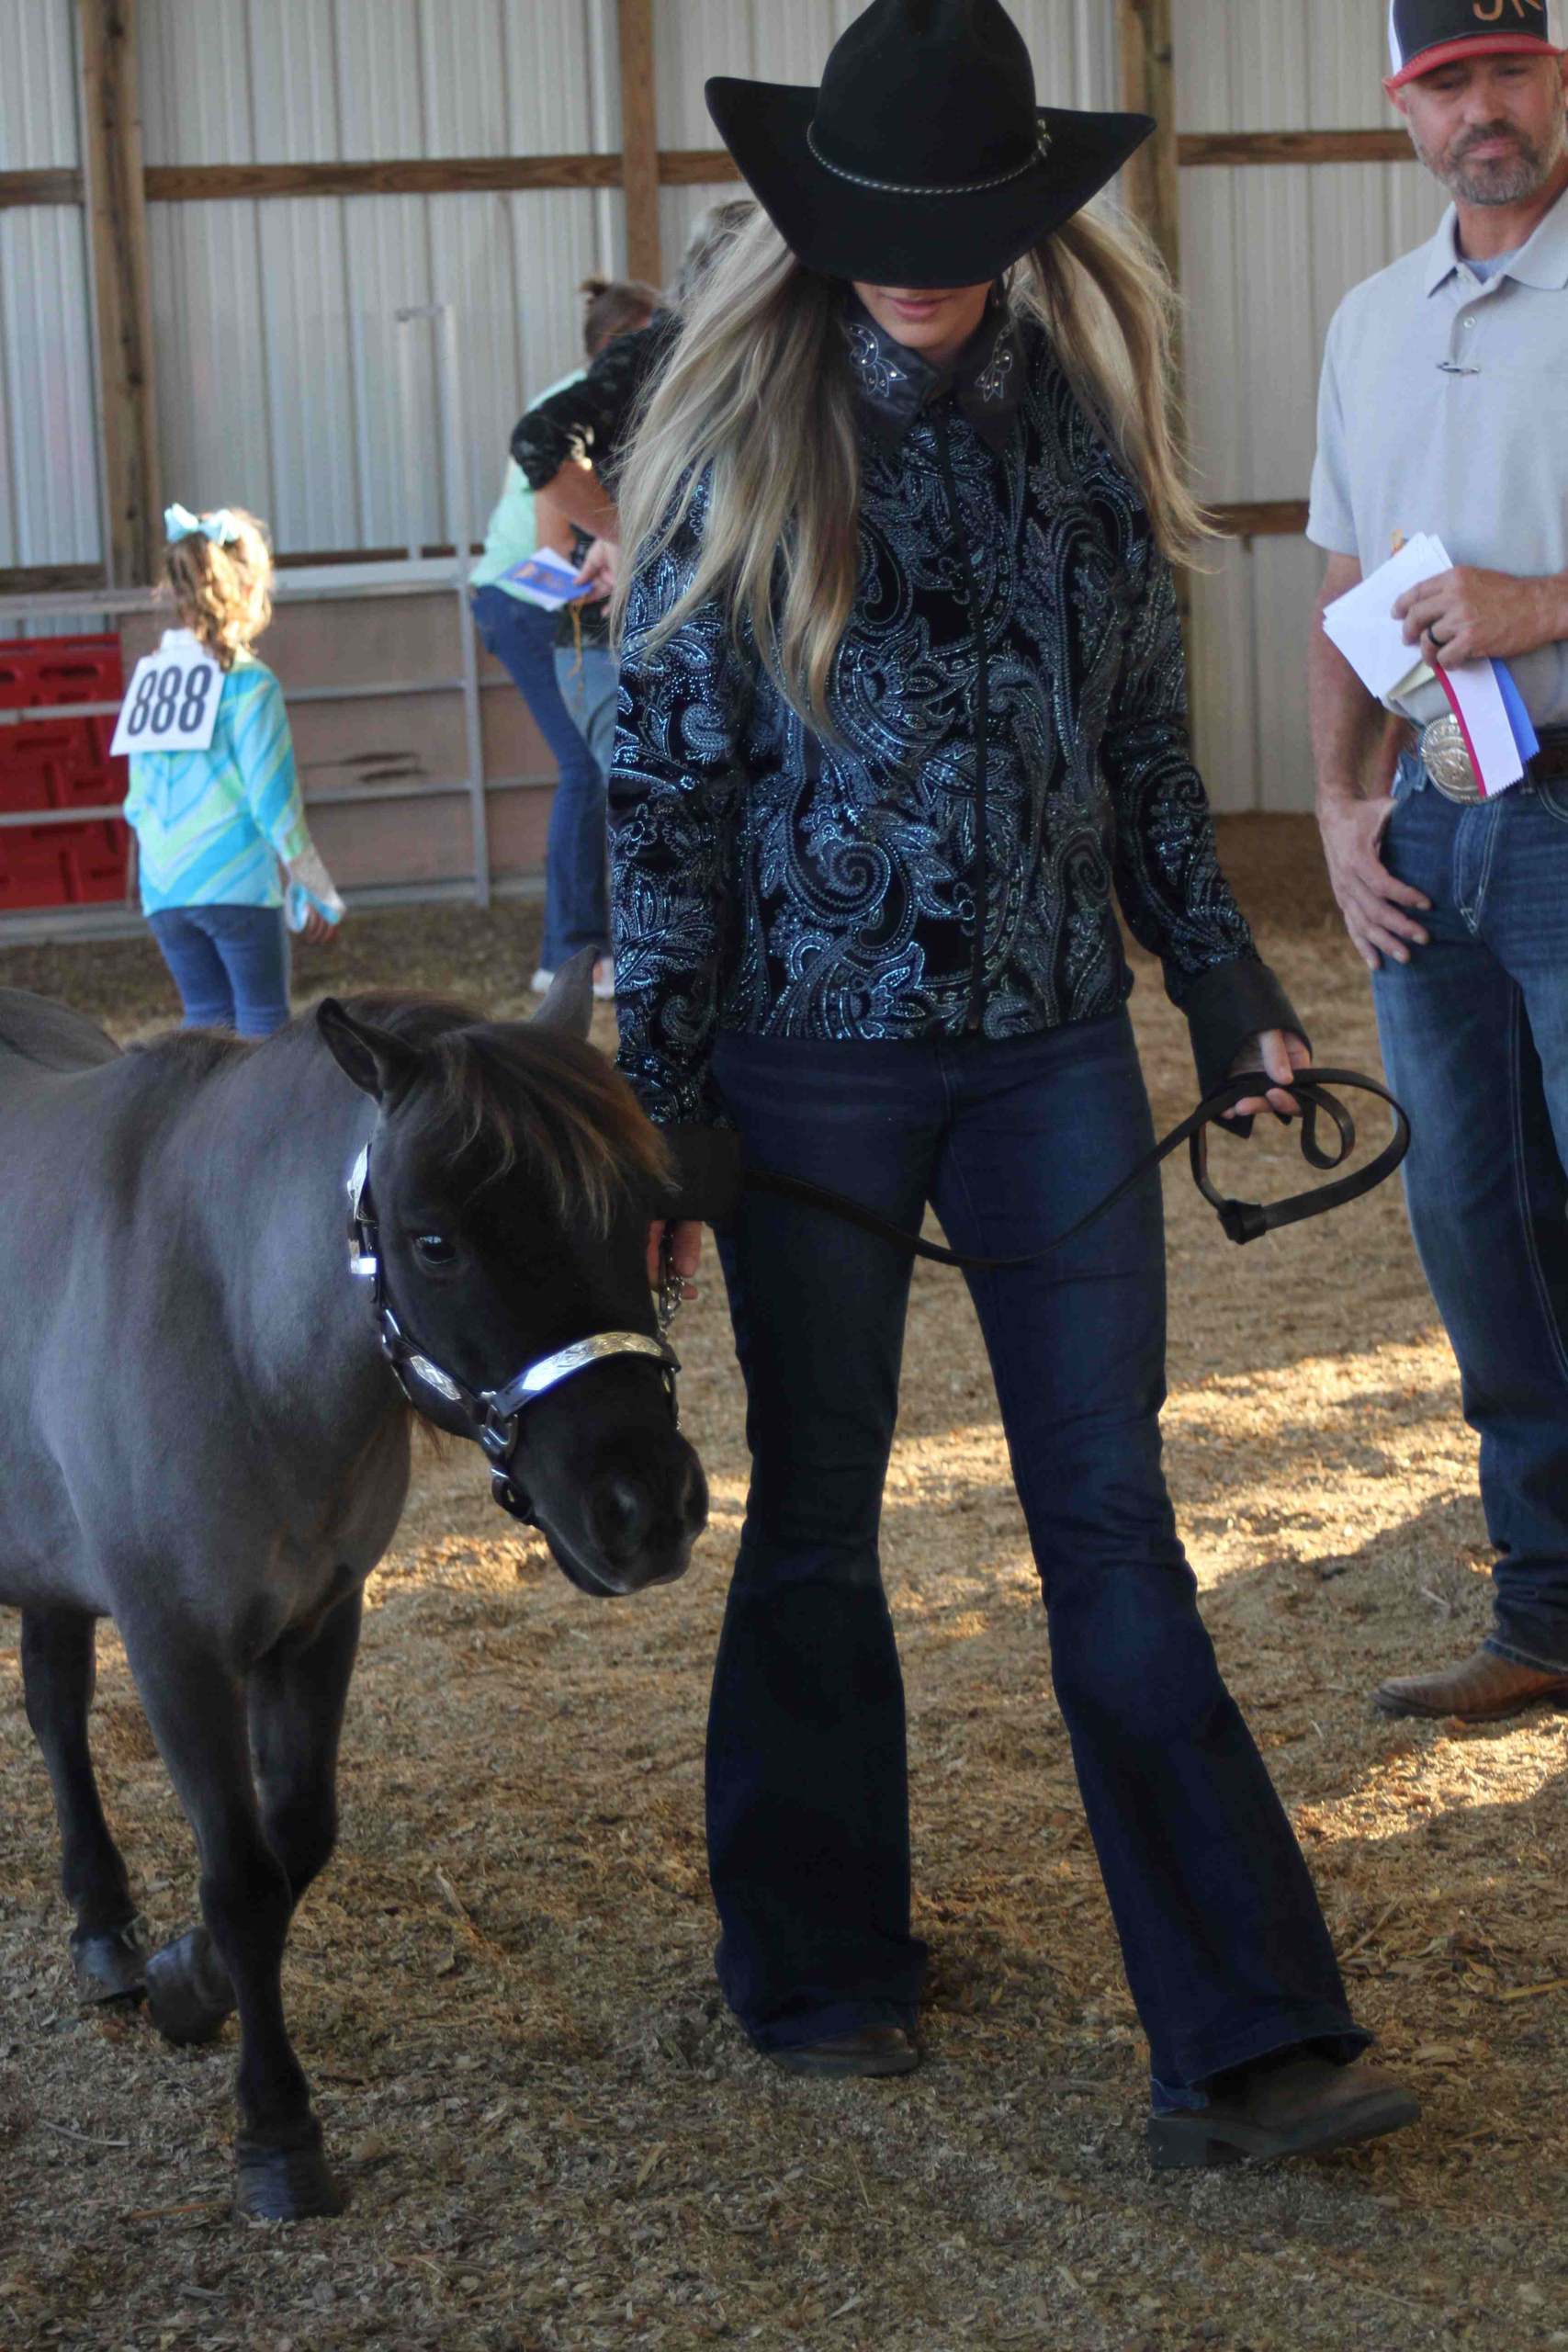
[77,0,160,587]
[0,169,86,209]
[142,154,625,202]
[0,135,1423,219]
[619,0,662,287]
[0,562,109,596]
[1116,0,1179,286]
[659,148,741,187]
[1212,500,1311,538]
[1179,129,1411,168]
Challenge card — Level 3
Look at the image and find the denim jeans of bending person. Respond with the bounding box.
[471,586,609,969]
[707,1012,1364,2102]
[1374,752,1568,1670]
[148,902,290,1037]
[551,639,620,965]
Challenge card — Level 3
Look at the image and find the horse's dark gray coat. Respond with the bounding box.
[0,978,705,2218]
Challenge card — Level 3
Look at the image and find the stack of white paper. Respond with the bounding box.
[1322,536,1527,797]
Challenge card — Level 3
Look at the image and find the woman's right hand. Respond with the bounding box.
[647,1217,704,1298]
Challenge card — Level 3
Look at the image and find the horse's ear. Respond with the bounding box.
[530,947,594,1041]
[316,999,423,1102]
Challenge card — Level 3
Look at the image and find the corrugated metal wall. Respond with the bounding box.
[0,0,103,580]
[6,1,1456,811]
[1178,0,1446,810]
[140,0,624,557]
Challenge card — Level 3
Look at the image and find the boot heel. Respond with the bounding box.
[1146,2119,1245,2169]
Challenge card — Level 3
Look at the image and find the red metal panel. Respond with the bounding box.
[0,635,130,907]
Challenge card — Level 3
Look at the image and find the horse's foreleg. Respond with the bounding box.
[120,1616,345,2222]
[248,1585,363,1905]
[20,1609,152,2001]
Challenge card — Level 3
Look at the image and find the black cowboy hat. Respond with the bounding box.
[706,0,1155,289]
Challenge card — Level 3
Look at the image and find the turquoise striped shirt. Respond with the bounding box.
[124,634,309,913]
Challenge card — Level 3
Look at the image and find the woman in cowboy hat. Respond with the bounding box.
[609,0,1417,2165]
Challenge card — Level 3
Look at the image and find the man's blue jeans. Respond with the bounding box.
[706,1011,1363,2099]
[1374,753,1568,1669]
[147,902,290,1036]
[472,586,609,968]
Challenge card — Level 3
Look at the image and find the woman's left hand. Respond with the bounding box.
[1223,1030,1310,1123]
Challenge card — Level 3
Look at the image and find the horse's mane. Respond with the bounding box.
[131,1029,250,1076]
[131,993,670,1231]
[329,993,671,1234]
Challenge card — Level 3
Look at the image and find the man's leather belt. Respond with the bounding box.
[1413,715,1568,805]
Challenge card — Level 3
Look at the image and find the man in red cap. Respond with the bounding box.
[1310,5,1568,1721]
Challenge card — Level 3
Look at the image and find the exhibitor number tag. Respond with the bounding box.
[109,649,221,756]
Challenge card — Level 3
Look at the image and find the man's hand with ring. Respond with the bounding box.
[1393,566,1568,670]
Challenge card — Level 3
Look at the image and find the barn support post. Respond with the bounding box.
[1116,0,1180,289]
[76,0,160,588]
[1115,1,1195,649]
[619,0,662,288]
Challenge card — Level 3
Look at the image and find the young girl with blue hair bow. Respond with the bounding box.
[123,504,344,1036]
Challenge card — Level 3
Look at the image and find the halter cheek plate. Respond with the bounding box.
[345,1146,680,1519]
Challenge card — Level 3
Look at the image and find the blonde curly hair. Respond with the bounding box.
[163,508,274,671]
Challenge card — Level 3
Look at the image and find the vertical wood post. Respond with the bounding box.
[78,0,160,586]
[1116,0,1193,650]
[618,0,663,288]
[1116,0,1179,289]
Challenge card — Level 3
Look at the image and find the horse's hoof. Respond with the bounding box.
[71,1915,153,2004]
[233,2142,348,2222]
[141,1927,236,2045]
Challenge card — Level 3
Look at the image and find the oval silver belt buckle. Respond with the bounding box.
[1419,715,1483,804]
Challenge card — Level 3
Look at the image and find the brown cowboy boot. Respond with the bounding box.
[766,2026,919,2078]
[1147,2055,1419,2168]
[1375,1647,1568,1723]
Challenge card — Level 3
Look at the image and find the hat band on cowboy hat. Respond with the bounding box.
[1386,0,1566,90]
[805,118,1053,198]
[705,0,1154,290]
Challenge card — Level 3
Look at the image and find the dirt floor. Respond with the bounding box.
[3,816,1567,2352]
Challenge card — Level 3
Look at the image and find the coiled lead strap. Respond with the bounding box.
[741,1068,1410,1271]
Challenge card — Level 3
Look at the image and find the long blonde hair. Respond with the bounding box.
[164,507,274,671]
[611,204,1208,733]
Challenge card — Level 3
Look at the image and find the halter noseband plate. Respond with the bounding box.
[345,1146,680,1516]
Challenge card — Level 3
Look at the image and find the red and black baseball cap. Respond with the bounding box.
[1387,0,1564,89]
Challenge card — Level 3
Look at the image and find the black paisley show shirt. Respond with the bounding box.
[609,300,1295,1127]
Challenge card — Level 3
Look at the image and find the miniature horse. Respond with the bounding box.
[0,965,705,2218]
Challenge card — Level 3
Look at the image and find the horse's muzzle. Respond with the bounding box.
[508,1439,709,1598]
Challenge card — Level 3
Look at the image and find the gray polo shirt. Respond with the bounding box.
[1308,183,1568,729]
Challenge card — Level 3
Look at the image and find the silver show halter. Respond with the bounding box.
[345,1144,681,1520]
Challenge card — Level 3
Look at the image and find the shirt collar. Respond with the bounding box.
[1425,182,1568,295]
[842,293,1023,458]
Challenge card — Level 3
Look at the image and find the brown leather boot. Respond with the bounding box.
[766,2025,919,2078]
[1374,1647,1568,1722]
[1147,2056,1419,2168]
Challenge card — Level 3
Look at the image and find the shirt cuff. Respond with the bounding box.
[1178,956,1309,1097]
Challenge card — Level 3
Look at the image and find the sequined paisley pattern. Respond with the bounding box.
[847,322,908,401]
[976,330,1016,406]
[609,321,1259,1127]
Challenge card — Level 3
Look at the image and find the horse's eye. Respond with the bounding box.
[411,1232,457,1269]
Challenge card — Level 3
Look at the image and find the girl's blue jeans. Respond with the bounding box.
[148,903,290,1037]
[705,1009,1363,2104]
[1374,752,1568,1670]
[471,585,610,969]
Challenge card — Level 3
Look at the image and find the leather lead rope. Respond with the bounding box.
[740,1068,1410,1272]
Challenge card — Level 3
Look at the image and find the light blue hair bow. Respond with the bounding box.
[164,502,241,548]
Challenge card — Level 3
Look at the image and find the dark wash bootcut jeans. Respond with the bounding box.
[707,1009,1365,2106]
[1375,752,1568,1671]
